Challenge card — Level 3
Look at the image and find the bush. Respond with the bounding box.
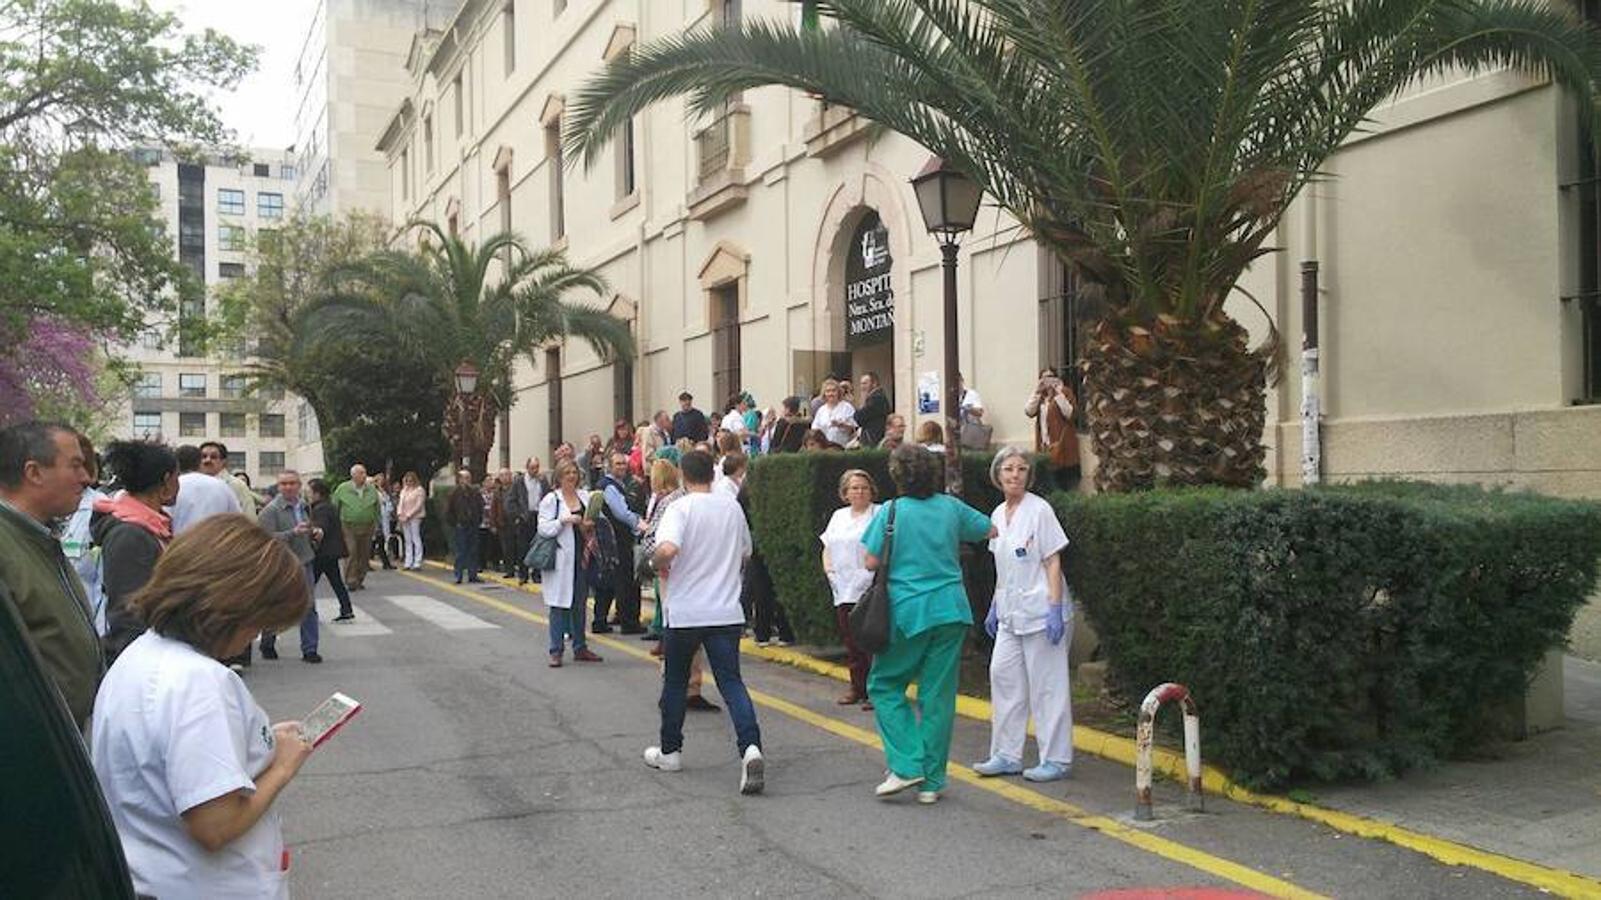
[746,449,1052,646]
[1056,482,1601,789]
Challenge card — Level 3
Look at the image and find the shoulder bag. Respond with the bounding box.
[848,500,896,653]
[523,497,560,571]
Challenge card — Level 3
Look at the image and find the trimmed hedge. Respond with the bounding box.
[1056,483,1601,789]
[746,449,1050,646]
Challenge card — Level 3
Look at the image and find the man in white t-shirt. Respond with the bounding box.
[170,444,242,535]
[645,449,765,794]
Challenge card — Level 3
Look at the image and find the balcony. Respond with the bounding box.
[804,102,870,159]
[687,103,751,221]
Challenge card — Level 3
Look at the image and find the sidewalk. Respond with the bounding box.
[1309,655,1601,880]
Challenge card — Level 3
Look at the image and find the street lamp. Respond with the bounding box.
[453,361,480,471]
[911,155,981,494]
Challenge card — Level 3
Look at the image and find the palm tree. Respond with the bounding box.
[302,222,634,480]
[565,0,1601,490]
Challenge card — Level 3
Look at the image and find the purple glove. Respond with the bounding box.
[1045,604,1066,645]
[984,603,998,639]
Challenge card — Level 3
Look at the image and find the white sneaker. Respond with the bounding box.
[874,772,925,797]
[739,745,765,795]
[917,790,941,805]
[643,746,682,772]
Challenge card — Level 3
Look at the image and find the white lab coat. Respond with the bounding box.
[986,492,1074,766]
[536,490,589,610]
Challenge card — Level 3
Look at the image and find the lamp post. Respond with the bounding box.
[453,361,480,474]
[911,156,982,494]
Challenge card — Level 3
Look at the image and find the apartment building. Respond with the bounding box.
[378,1,1601,653]
[121,147,302,487]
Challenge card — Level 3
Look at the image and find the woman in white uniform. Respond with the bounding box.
[90,514,315,900]
[820,468,879,708]
[972,446,1074,782]
[537,460,603,667]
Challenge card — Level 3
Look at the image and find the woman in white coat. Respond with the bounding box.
[973,446,1074,782]
[820,469,878,708]
[538,461,604,667]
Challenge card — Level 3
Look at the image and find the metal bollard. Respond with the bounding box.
[1134,682,1203,821]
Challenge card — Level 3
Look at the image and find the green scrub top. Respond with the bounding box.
[862,494,993,637]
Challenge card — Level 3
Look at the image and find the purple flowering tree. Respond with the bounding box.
[0,318,102,429]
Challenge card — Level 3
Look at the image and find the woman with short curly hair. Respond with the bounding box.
[861,445,996,804]
[821,468,879,708]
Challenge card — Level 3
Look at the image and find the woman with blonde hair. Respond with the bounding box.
[396,471,427,570]
[810,378,858,448]
[820,468,879,708]
[91,514,315,899]
[536,460,603,666]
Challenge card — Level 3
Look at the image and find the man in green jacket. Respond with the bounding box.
[331,463,380,590]
[0,421,100,730]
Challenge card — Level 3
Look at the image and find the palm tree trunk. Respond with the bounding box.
[445,392,501,483]
[1080,313,1268,491]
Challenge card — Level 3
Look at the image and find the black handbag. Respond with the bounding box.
[848,500,896,653]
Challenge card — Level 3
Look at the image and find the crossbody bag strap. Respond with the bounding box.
[881,500,897,571]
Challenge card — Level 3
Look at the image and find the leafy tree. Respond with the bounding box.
[565,0,1601,490]
[0,0,257,344]
[214,213,452,477]
[302,223,634,480]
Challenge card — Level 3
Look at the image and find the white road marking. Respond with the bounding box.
[386,594,501,631]
[323,604,393,636]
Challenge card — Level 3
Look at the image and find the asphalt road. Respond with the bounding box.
[241,567,1541,899]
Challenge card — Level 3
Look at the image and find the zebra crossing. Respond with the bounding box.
[316,591,503,636]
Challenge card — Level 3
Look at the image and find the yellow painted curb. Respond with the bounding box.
[405,567,1323,899]
[415,560,1601,898]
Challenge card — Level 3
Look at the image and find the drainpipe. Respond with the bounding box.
[1300,189,1322,486]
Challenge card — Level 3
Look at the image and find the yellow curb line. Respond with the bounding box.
[416,561,1601,898]
[406,567,1322,899]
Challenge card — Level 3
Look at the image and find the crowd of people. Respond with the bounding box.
[0,366,1084,895]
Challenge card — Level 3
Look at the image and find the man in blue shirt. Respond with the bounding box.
[592,453,646,634]
[670,392,710,444]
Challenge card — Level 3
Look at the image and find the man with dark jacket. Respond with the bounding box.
[856,372,891,447]
[670,392,710,444]
[592,453,645,634]
[444,468,483,584]
[0,421,100,730]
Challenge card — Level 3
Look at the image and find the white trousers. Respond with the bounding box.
[988,624,1074,765]
[401,519,424,568]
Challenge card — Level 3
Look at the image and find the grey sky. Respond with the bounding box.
[150,0,320,150]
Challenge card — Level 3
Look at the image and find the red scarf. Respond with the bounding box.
[94,492,173,546]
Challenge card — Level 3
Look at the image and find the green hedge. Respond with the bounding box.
[746,449,1050,645]
[1056,483,1601,789]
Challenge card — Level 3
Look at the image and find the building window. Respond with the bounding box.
[400,148,410,200]
[280,164,297,181]
[253,162,271,178]
[258,192,283,219]
[424,115,436,173]
[179,220,205,250]
[220,374,248,398]
[497,166,512,238]
[613,358,634,424]
[454,73,465,136]
[227,451,248,473]
[717,0,740,26]
[217,188,245,215]
[133,412,161,436]
[617,116,636,200]
[711,284,741,407]
[259,383,285,401]
[259,451,286,476]
[297,401,318,443]
[178,412,207,437]
[178,373,207,398]
[545,120,565,240]
[133,372,161,398]
[259,413,286,438]
[219,262,245,279]
[503,3,516,75]
[218,224,246,251]
[177,298,204,358]
[546,347,563,451]
[219,412,247,437]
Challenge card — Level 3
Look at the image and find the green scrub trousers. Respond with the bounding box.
[868,622,968,792]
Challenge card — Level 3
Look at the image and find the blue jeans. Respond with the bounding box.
[453,525,479,581]
[548,558,589,655]
[659,625,761,756]
[262,564,318,655]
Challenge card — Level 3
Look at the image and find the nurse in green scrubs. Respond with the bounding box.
[861,444,997,805]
